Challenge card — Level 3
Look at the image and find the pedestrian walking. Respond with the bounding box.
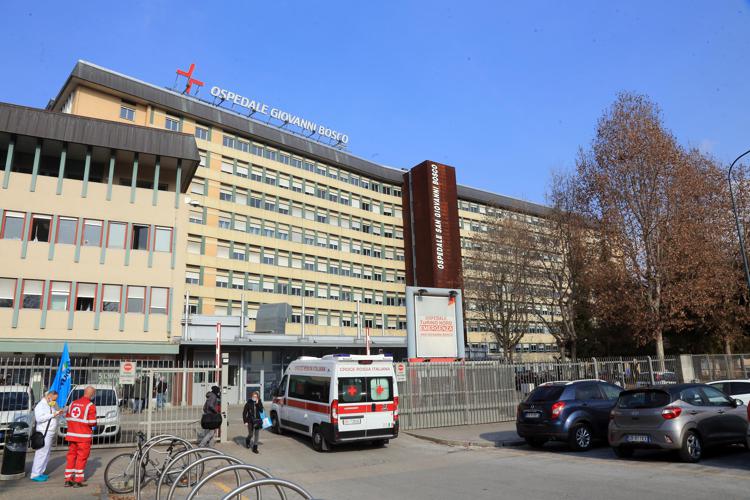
[64,386,97,487]
[198,385,221,447]
[155,375,168,410]
[29,390,63,482]
[242,391,263,453]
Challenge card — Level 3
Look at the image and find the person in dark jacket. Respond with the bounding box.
[199,386,221,447]
[242,391,264,453]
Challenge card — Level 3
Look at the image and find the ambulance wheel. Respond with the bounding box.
[271,412,282,435]
[312,425,328,452]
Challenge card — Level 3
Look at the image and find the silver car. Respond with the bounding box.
[609,383,749,462]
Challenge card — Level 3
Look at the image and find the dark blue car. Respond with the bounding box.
[516,380,623,451]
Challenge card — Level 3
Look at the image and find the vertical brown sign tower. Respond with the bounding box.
[402,160,463,290]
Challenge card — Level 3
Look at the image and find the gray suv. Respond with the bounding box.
[609,383,749,462]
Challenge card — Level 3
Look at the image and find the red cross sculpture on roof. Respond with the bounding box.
[176,63,204,94]
[346,385,358,397]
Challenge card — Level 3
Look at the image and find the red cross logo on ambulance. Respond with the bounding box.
[346,385,358,397]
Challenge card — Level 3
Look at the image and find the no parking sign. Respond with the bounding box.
[394,362,407,382]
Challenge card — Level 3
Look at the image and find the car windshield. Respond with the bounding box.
[68,389,117,406]
[0,392,29,412]
[526,386,565,402]
[617,390,670,409]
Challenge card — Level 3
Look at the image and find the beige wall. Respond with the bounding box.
[0,171,187,347]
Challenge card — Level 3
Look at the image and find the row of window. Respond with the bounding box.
[189,268,406,305]
[0,212,173,252]
[217,136,401,198]
[468,343,561,354]
[187,237,407,283]
[192,178,405,241]
[209,159,403,218]
[0,278,170,314]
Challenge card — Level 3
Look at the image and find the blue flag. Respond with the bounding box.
[50,343,72,408]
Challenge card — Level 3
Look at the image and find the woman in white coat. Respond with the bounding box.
[29,390,63,482]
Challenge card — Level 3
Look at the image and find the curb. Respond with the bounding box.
[405,432,526,448]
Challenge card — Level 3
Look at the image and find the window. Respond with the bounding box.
[599,384,623,401]
[370,377,391,401]
[30,214,51,242]
[126,286,145,313]
[22,279,44,309]
[150,288,168,314]
[700,386,732,407]
[189,211,203,224]
[731,382,750,395]
[678,387,705,406]
[101,284,122,312]
[55,217,78,245]
[153,227,172,252]
[120,105,135,121]
[0,278,17,308]
[75,283,96,311]
[185,270,200,285]
[131,224,149,250]
[195,126,209,141]
[1,212,25,240]
[190,178,205,194]
[288,375,331,403]
[48,281,71,311]
[338,377,367,403]
[165,116,180,131]
[107,222,127,249]
[574,383,604,401]
[220,188,234,202]
[216,274,229,288]
[187,238,201,255]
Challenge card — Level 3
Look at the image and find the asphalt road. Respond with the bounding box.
[1,428,749,499]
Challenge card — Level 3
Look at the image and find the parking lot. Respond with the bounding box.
[3,421,748,500]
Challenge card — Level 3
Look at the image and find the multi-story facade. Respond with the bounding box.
[38,60,559,399]
[0,101,200,358]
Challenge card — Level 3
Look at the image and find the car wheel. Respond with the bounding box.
[312,425,327,452]
[612,446,634,458]
[569,423,593,452]
[271,412,282,435]
[525,437,547,449]
[679,430,702,463]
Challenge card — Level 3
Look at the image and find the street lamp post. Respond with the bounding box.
[728,150,750,296]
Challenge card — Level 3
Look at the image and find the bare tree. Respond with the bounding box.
[464,211,533,362]
[530,172,590,360]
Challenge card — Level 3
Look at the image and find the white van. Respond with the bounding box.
[270,354,399,451]
[0,385,34,447]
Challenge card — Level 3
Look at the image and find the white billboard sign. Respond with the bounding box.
[414,295,458,358]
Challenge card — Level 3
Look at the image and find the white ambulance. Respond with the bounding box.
[270,354,399,452]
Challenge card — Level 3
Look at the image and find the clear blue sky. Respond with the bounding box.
[1,1,749,204]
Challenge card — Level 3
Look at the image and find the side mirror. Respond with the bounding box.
[733,398,744,407]
[270,388,279,398]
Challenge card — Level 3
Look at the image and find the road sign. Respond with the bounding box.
[119,361,137,385]
[394,362,407,382]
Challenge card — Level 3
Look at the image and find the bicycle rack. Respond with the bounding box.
[135,434,193,500]
[221,478,316,500]
[156,447,225,500]
[166,455,245,500]
[186,464,276,500]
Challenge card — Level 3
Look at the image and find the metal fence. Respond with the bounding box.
[396,356,680,430]
[0,357,216,449]
[687,354,750,382]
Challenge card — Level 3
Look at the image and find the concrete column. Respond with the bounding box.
[152,156,160,206]
[81,146,91,198]
[106,151,115,201]
[40,279,51,329]
[174,159,182,209]
[130,153,139,204]
[55,143,67,195]
[67,281,77,330]
[2,135,14,189]
[29,139,41,192]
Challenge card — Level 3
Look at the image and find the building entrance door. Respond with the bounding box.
[246,369,264,403]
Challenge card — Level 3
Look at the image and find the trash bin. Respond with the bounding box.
[0,418,31,480]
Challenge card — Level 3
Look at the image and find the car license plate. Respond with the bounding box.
[342,418,361,425]
[524,411,541,419]
[626,434,651,443]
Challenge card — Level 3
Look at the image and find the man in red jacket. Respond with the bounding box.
[64,386,97,487]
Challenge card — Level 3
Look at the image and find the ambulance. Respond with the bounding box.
[270,354,399,452]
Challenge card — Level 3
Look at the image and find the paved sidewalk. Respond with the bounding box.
[405,421,525,448]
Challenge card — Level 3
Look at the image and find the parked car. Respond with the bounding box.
[707,380,750,406]
[0,385,34,447]
[635,371,679,387]
[516,380,624,451]
[609,383,749,463]
[58,384,121,442]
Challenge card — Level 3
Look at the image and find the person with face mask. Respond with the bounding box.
[199,385,221,447]
[29,390,64,482]
[242,391,264,453]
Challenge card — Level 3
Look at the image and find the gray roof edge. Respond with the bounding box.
[51,61,550,214]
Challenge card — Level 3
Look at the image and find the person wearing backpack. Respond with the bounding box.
[199,385,221,447]
[29,390,63,482]
[242,391,263,453]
